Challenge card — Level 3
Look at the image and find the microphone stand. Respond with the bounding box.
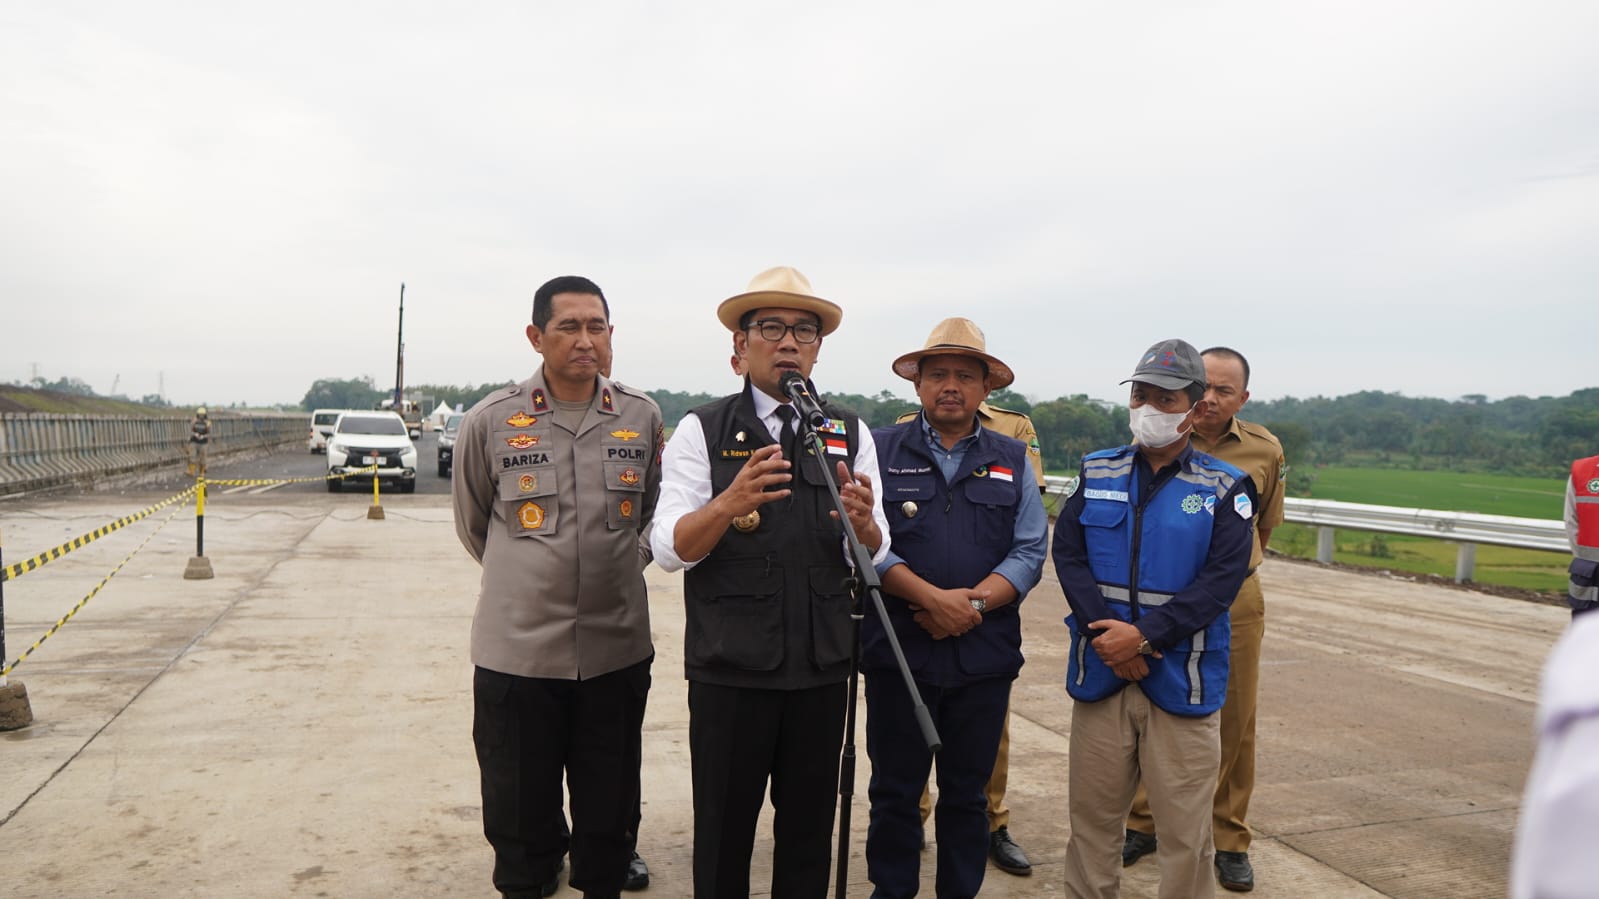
[785,390,940,899]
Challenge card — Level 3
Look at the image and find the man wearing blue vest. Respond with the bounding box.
[1053,338,1256,899]
[866,318,1047,899]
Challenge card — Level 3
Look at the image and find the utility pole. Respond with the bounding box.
[393,283,405,408]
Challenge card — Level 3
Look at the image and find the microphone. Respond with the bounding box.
[778,371,829,430]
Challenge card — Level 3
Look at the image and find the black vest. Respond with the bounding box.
[682,384,861,690]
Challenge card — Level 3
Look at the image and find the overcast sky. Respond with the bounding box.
[3,1,1596,410]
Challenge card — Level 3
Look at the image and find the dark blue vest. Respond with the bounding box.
[1065,445,1246,716]
[867,420,1030,686]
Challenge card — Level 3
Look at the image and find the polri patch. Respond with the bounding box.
[505,412,537,428]
[505,434,540,449]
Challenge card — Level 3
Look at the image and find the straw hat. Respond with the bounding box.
[716,266,843,336]
[892,317,1015,389]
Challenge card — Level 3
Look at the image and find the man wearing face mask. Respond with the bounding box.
[1052,338,1257,899]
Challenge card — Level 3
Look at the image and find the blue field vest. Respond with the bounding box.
[1065,445,1246,716]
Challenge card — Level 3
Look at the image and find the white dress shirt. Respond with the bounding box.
[651,387,891,572]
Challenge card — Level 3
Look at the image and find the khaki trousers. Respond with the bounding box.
[920,700,1011,831]
[1127,571,1264,852]
[1064,687,1220,899]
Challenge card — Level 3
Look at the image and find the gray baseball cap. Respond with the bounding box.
[1120,338,1207,390]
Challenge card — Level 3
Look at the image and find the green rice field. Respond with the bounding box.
[1273,467,1569,593]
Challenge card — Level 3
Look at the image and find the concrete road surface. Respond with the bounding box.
[0,492,1566,897]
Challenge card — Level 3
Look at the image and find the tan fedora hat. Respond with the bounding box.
[717,266,843,337]
[892,317,1015,389]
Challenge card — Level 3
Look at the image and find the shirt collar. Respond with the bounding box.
[918,410,983,453]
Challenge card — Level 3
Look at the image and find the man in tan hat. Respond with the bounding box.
[651,266,890,899]
[864,318,1047,899]
[895,319,1046,877]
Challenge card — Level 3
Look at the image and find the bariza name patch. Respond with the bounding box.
[502,452,551,468]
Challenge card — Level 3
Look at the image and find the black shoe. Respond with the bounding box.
[1121,830,1157,867]
[1215,850,1254,892]
[623,852,649,891]
[988,826,1032,876]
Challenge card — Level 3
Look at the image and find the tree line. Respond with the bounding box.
[296,377,1597,482]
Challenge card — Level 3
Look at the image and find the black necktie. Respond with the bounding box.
[775,405,798,462]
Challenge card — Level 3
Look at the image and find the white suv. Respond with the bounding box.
[326,411,418,493]
[307,409,342,453]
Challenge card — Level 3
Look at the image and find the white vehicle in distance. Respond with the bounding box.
[326,410,418,493]
[307,408,343,453]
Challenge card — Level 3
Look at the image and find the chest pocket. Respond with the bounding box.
[498,469,560,537]
[883,474,937,550]
[963,475,1017,549]
[1078,497,1129,576]
[604,460,647,531]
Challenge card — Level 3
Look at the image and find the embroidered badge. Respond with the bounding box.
[1589,478,1599,493]
[1181,494,1204,515]
[824,437,848,456]
[1235,493,1254,519]
[531,389,549,412]
[620,498,634,519]
[991,465,1015,482]
[973,465,988,478]
[505,434,540,449]
[818,418,847,436]
[601,388,615,412]
[517,501,546,530]
[1065,477,1080,498]
[619,468,640,486]
[610,428,640,441]
[505,412,537,428]
[1204,494,1217,515]
[518,473,538,493]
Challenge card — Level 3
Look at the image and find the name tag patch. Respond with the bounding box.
[502,452,551,468]
[1084,488,1129,502]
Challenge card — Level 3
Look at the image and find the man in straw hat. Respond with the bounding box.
[1052,338,1256,899]
[893,321,1048,878]
[651,266,890,898]
[864,317,1047,899]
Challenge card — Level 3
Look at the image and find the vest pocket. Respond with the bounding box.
[687,566,784,671]
[809,567,854,669]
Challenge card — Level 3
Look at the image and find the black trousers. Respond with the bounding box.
[474,658,651,897]
[689,679,848,899]
[863,673,1010,899]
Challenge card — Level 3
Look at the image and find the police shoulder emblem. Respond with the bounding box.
[611,429,641,441]
[601,388,615,412]
[531,389,549,412]
[505,412,537,428]
[506,433,540,449]
[517,501,546,530]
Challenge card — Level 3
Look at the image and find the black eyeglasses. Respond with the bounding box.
[747,319,821,344]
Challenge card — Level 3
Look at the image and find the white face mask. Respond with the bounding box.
[1128,404,1190,448]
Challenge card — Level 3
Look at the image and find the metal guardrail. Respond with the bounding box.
[1042,475,1569,583]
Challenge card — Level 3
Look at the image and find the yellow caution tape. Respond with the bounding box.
[1,486,197,584]
[2,495,192,677]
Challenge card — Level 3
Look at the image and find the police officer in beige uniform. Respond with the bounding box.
[1122,346,1285,893]
[894,318,1046,877]
[454,276,663,899]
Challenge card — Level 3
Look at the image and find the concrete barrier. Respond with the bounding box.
[0,412,304,497]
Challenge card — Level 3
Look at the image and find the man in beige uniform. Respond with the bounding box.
[454,275,663,899]
[894,317,1047,877]
[1122,346,1285,893]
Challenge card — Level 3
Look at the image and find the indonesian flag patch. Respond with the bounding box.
[824,437,848,456]
[990,465,1015,482]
